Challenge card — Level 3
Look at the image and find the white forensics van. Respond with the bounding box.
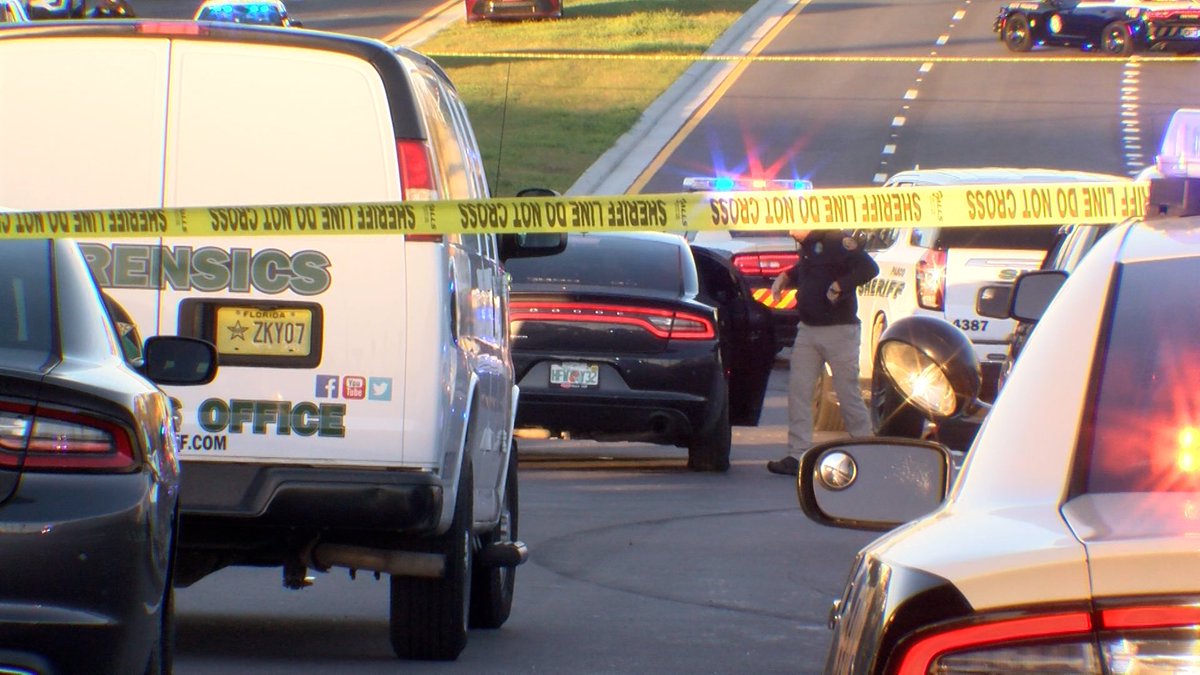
[0,21,561,661]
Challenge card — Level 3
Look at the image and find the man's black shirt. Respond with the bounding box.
[785,231,880,326]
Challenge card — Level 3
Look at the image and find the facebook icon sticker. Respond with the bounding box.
[316,375,339,399]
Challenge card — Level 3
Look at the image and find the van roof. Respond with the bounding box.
[0,19,430,142]
[884,167,1130,186]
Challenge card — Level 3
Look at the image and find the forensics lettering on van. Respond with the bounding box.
[197,398,346,438]
[80,243,332,295]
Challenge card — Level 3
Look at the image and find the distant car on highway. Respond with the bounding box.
[506,231,775,472]
[194,0,300,26]
[1,0,29,23]
[25,0,82,19]
[995,0,1200,55]
[797,109,1200,674]
[0,239,217,675]
[465,0,561,22]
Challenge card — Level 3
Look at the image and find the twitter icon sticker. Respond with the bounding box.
[368,377,393,401]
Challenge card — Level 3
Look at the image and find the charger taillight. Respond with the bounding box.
[732,252,798,278]
[511,301,715,340]
[0,404,135,472]
[916,249,946,310]
[396,139,436,202]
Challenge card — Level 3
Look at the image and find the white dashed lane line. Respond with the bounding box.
[873,2,971,182]
[1121,60,1145,176]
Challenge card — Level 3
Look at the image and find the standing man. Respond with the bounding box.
[766,229,880,475]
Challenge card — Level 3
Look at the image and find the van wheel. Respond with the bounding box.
[469,444,518,629]
[688,389,731,472]
[390,460,473,661]
[870,365,926,438]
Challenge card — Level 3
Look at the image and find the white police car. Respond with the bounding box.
[798,109,1200,674]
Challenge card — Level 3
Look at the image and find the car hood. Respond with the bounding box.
[1062,492,1200,598]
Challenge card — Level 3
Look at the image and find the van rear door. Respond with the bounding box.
[0,35,170,210]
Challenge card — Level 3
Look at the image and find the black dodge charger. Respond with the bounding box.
[506,232,775,472]
[995,0,1200,55]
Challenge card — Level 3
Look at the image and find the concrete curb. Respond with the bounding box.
[567,0,793,196]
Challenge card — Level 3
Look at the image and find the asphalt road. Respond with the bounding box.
[174,364,869,674]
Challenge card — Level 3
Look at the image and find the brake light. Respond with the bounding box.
[136,21,205,35]
[894,611,1093,675]
[916,249,946,310]
[731,252,798,278]
[0,404,134,471]
[396,139,437,202]
[510,301,715,340]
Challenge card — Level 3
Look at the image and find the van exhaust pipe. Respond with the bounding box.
[308,543,445,579]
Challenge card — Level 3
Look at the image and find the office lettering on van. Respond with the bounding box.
[197,398,346,438]
[80,243,331,295]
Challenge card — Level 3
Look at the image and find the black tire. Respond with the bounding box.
[870,364,927,438]
[469,443,518,629]
[390,460,473,661]
[1002,13,1034,52]
[687,385,731,472]
[1101,21,1135,56]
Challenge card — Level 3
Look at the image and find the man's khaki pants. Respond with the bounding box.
[787,322,873,456]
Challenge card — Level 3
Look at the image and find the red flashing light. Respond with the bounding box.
[510,301,715,340]
[893,611,1092,675]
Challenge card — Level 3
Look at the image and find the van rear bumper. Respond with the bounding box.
[178,461,443,532]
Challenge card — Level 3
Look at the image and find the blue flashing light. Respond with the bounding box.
[714,176,735,191]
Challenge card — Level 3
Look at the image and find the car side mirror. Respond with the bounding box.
[142,336,219,386]
[797,438,952,531]
[1009,270,1067,323]
[976,284,1012,319]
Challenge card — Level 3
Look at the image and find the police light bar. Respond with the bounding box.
[682,177,814,192]
[1156,108,1200,179]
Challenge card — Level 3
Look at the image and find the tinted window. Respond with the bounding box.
[1085,258,1200,493]
[506,235,683,294]
[912,225,1059,251]
[0,241,53,367]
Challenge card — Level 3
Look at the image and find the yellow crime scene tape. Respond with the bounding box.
[0,181,1149,239]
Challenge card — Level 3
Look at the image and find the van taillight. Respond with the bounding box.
[396,140,436,202]
[0,405,134,472]
[916,249,946,311]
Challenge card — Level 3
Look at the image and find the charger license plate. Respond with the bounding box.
[215,306,313,357]
[550,362,599,389]
[1184,27,1200,38]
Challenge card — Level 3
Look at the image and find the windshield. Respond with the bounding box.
[506,235,684,294]
[1084,257,1200,493]
[914,225,1060,251]
[0,240,54,369]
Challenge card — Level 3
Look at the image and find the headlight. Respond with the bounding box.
[879,341,956,417]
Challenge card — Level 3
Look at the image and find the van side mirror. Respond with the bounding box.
[1009,270,1068,323]
[498,187,568,262]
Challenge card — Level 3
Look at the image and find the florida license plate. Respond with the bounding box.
[215,306,313,357]
[550,362,599,389]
